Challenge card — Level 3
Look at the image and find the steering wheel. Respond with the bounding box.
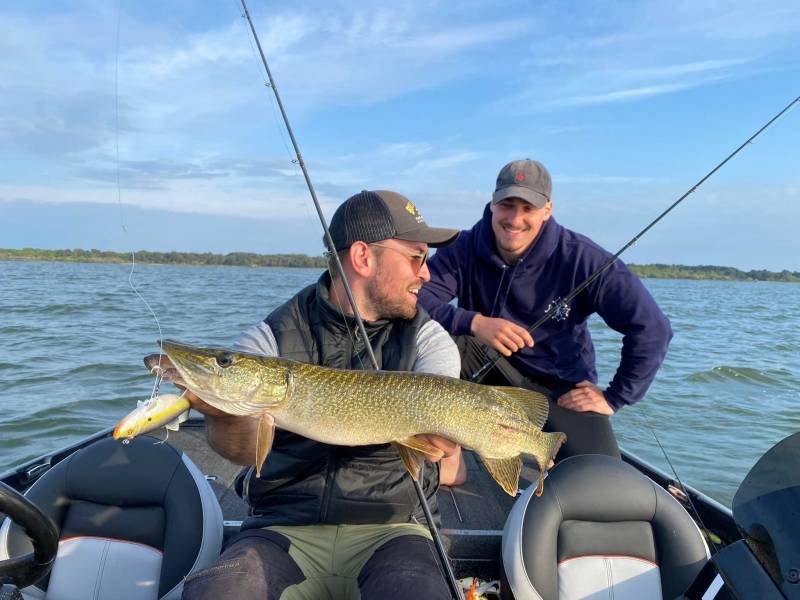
[0,481,58,589]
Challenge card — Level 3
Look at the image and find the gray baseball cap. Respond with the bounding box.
[492,159,552,208]
[327,190,459,251]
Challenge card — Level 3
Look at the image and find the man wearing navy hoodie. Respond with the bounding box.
[418,159,673,459]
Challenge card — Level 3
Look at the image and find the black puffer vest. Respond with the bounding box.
[239,274,440,529]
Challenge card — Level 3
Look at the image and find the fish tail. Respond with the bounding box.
[528,430,566,496]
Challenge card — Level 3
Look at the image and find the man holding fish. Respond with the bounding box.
[170,191,469,599]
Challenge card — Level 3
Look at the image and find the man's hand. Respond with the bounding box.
[418,434,460,461]
[418,434,467,486]
[557,381,614,415]
[471,314,534,357]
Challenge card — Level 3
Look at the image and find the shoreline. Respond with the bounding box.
[2,249,798,282]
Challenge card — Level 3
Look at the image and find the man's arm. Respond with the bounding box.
[184,391,260,464]
[418,240,479,336]
[593,264,673,410]
[414,319,467,486]
[421,240,534,356]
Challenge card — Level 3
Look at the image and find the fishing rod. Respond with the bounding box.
[238,2,464,598]
[469,94,800,383]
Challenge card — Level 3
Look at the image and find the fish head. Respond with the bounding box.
[160,339,291,413]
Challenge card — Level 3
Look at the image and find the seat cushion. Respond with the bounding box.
[558,555,662,600]
[502,455,709,600]
[0,436,223,600]
[47,537,162,600]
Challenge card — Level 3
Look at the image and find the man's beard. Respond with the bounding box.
[365,265,418,321]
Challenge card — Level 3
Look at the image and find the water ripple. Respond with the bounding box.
[3,262,799,508]
[685,366,792,386]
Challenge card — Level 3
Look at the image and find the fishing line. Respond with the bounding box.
[238,2,463,597]
[234,2,366,369]
[236,4,298,171]
[632,407,722,556]
[468,94,800,383]
[113,0,164,403]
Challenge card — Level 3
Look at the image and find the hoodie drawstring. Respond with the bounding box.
[488,265,508,317]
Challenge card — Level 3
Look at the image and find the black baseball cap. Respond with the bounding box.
[492,159,552,208]
[327,190,459,251]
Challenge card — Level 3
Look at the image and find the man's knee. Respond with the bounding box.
[358,535,451,600]
[182,530,304,600]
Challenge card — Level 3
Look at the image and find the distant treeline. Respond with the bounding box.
[2,249,798,281]
[628,263,800,282]
[0,248,327,268]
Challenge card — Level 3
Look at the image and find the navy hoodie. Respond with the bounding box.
[417,205,672,410]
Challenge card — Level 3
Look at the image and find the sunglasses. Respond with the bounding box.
[369,243,429,273]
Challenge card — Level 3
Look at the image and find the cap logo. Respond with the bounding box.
[405,200,424,223]
[515,171,526,182]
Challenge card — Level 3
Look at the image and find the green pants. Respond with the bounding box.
[269,523,433,599]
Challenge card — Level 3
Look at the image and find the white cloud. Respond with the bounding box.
[555,175,667,185]
[0,181,330,221]
[500,0,800,112]
[555,82,698,107]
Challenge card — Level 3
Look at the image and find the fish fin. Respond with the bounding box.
[254,413,276,478]
[491,386,550,429]
[165,408,190,431]
[528,430,567,496]
[479,455,522,496]
[391,442,426,481]
[395,436,446,461]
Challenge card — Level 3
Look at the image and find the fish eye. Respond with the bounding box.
[216,353,234,368]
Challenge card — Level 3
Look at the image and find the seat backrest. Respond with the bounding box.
[0,436,223,600]
[502,454,709,600]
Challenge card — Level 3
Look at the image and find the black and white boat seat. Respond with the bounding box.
[501,454,710,600]
[0,436,223,600]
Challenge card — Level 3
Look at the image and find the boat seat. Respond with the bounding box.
[0,435,223,600]
[501,454,709,600]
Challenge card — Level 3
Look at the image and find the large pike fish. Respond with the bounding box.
[116,339,566,496]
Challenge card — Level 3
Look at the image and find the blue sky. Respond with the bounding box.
[1,0,798,270]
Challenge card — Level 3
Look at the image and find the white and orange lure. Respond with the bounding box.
[113,393,190,440]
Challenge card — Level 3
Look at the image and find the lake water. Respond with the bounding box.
[1,260,798,507]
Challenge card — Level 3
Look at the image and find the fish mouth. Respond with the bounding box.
[159,339,221,396]
[144,353,183,383]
